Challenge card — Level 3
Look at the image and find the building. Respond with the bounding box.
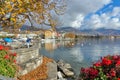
[44,29,58,39]
[44,30,52,39]
[64,32,76,39]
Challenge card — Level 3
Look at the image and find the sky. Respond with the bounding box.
[60,0,120,30]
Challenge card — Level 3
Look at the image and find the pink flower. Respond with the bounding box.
[118,78,120,80]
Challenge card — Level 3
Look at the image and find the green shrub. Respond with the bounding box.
[0,45,17,78]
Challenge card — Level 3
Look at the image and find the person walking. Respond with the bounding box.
[26,37,31,48]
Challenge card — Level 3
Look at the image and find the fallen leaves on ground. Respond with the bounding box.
[17,56,53,80]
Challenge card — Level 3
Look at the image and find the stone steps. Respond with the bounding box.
[57,60,74,77]
[57,71,67,80]
[46,59,75,80]
[47,61,57,80]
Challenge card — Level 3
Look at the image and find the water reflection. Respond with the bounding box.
[44,42,57,52]
[39,38,120,76]
[41,40,76,52]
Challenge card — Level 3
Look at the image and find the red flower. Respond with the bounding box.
[4,46,10,51]
[102,58,112,66]
[116,60,120,67]
[80,67,89,74]
[79,55,120,80]
[80,67,98,79]
[106,73,111,78]
[110,68,116,77]
[13,60,16,63]
[89,68,98,79]
[4,54,10,59]
[112,55,119,60]
[118,78,120,80]
[93,62,101,67]
[12,53,17,56]
[0,45,4,50]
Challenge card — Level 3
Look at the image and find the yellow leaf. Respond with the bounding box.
[11,18,16,22]
[12,0,16,2]
[17,0,23,4]
[12,13,17,17]
[2,12,5,15]
[19,8,26,13]
[0,12,2,14]
[2,18,7,20]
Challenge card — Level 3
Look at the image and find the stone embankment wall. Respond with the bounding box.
[0,46,43,80]
[14,44,43,76]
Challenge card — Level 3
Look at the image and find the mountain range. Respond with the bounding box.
[57,27,120,36]
[20,25,120,36]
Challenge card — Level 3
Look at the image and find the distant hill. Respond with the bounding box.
[80,28,120,36]
[57,27,120,35]
[20,25,120,36]
[56,27,80,33]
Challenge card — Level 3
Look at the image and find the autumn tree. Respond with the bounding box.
[0,0,66,31]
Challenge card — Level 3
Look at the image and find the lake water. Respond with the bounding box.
[39,38,120,76]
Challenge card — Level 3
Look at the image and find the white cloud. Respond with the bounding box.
[102,0,112,5]
[112,18,119,22]
[109,18,120,28]
[61,0,112,28]
[81,7,120,30]
[71,14,84,28]
[112,7,120,16]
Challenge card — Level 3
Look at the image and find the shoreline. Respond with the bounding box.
[17,56,53,80]
[17,56,76,80]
